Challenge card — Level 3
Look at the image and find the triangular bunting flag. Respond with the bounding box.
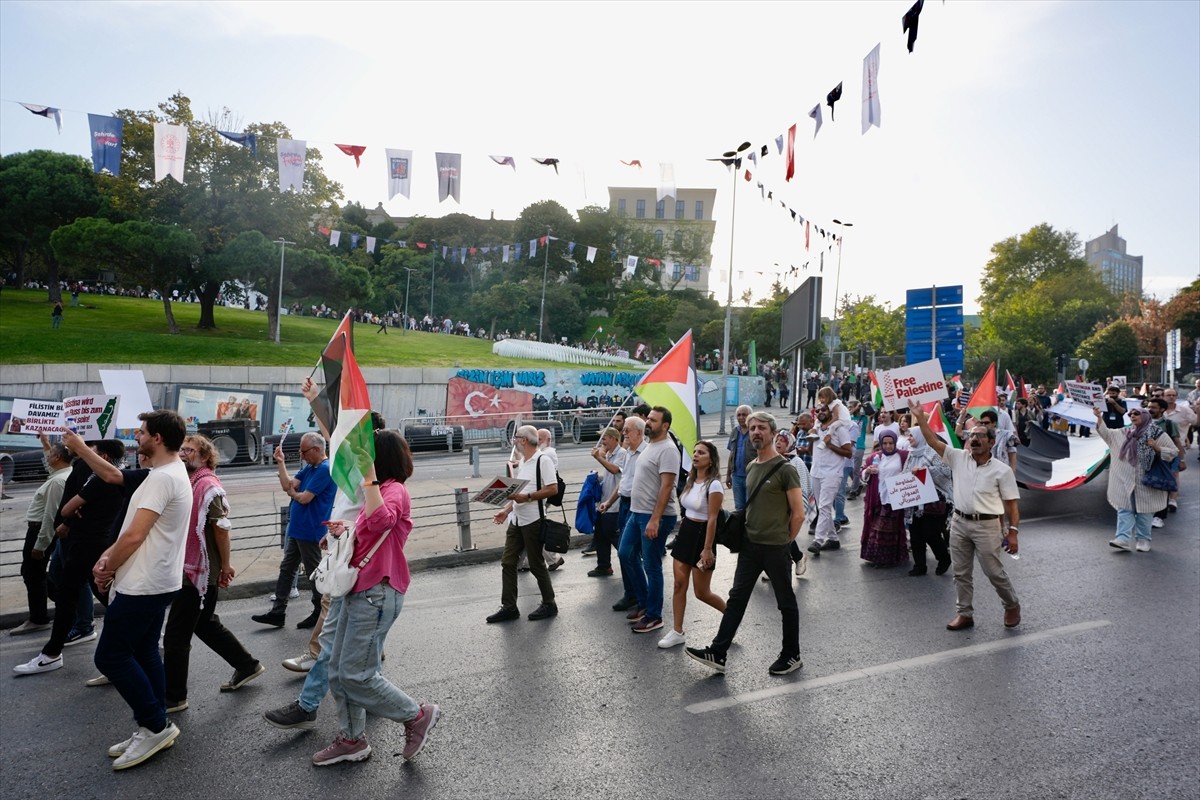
[335,144,366,167]
[20,103,62,133]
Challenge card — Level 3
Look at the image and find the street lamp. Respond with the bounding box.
[827,219,853,372]
[429,246,437,321]
[273,237,295,344]
[402,267,415,336]
[538,225,552,342]
[711,141,751,437]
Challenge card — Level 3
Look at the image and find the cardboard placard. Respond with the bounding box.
[472,476,529,506]
[62,394,121,440]
[9,399,65,433]
[882,468,940,510]
[1065,380,1105,409]
[877,358,947,411]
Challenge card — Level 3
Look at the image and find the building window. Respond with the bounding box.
[617,199,626,218]
[675,200,685,219]
[636,199,646,219]
[655,199,665,219]
[674,230,684,249]
[672,263,683,280]
[655,229,664,247]
[686,265,699,282]
[694,200,704,220]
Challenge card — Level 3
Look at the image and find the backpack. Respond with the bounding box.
[538,454,567,507]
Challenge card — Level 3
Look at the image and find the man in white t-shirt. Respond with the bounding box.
[487,425,560,623]
[91,410,192,770]
[516,428,563,572]
[807,405,853,554]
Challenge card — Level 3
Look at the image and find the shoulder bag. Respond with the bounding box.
[716,459,788,553]
[1142,454,1177,492]
[537,455,572,553]
[311,521,394,598]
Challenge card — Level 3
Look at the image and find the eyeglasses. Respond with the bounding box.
[966,432,990,440]
[300,446,320,454]
[179,447,195,454]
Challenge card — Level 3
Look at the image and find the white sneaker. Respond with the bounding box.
[12,653,63,675]
[1136,540,1151,552]
[85,674,111,687]
[282,652,318,673]
[1109,537,1133,552]
[7,620,51,636]
[657,629,686,649]
[289,587,301,599]
[1151,517,1164,529]
[112,723,180,770]
[1167,499,1178,511]
[794,555,808,578]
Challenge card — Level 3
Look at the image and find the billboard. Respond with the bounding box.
[779,276,823,355]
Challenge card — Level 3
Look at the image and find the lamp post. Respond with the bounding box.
[827,219,853,372]
[429,246,437,321]
[538,225,552,342]
[273,237,295,344]
[402,267,415,336]
[713,142,751,437]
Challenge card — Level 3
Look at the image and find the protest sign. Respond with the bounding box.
[472,476,529,506]
[877,358,947,411]
[62,395,120,439]
[1065,380,1105,409]
[1045,398,1099,429]
[99,370,154,428]
[882,469,940,511]
[1111,375,1126,388]
[9,399,64,433]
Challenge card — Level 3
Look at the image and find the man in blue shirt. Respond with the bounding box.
[725,405,752,510]
[253,433,335,629]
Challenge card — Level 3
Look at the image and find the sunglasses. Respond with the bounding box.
[966,432,990,440]
[1128,410,1142,417]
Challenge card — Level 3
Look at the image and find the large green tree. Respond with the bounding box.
[1076,321,1139,382]
[0,150,101,302]
[836,294,906,358]
[612,286,677,348]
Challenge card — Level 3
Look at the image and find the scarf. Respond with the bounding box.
[185,466,228,595]
[1119,414,1151,466]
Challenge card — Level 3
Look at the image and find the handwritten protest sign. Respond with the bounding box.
[472,476,529,506]
[62,395,120,439]
[1065,380,1105,409]
[9,399,65,433]
[882,469,940,510]
[877,358,947,411]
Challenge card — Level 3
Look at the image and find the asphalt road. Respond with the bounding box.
[1,470,1196,799]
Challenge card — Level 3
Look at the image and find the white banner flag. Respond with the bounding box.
[624,255,638,277]
[386,148,412,200]
[153,122,188,183]
[657,162,675,202]
[330,230,341,247]
[862,43,881,134]
[278,139,306,192]
[529,238,537,259]
[366,236,377,254]
[586,245,597,263]
[435,152,461,203]
[502,245,510,263]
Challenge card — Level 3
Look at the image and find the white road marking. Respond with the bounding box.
[685,619,1112,714]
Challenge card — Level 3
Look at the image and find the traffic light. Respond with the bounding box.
[1141,359,1149,367]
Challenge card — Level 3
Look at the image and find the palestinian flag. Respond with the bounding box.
[1005,369,1017,395]
[868,371,884,408]
[634,329,699,470]
[312,313,356,433]
[1015,375,1028,400]
[966,362,999,419]
[946,373,963,392]
[923,401,961,449]
[325,329,375,501]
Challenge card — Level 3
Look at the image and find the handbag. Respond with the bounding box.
[537,457,572,554]
[1142,455,1177,492]
[311,522,394,598]
[716,459,788,553]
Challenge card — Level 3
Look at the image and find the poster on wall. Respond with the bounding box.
[175,386,265,432]
[270,393,321,436]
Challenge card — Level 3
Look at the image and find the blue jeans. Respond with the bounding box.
[94,590,178,732]
[299,595,343,713]
[732,474,747,511]
[328,582,420,740]
[1116,509,1153,543]
[619,512,677,620]
[616,496,637,601]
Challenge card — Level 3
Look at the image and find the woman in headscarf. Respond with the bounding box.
[859,430,909,566]
[902,426,953,576]
[1090,406,1177,552]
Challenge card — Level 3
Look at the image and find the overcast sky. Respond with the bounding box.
[2,0,1196,316]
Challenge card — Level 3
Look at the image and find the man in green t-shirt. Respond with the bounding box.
[686,411,806,676]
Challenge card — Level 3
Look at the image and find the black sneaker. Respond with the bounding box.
[587,566,613,577]
[486,606,520,623]
[251,612,285,628]
[820,540,841,551]
[580,547,597,557]
[685,646,726,674]
[768,653,804,675]
[527,603,558,621]
[935,556,952,576]
[264,700,317,730]
[807,542,822,555]
[612,596,637,612]
[296,612,319,630]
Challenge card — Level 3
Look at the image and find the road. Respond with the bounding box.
[1,471,1196,799]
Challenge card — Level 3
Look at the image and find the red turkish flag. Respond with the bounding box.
[445,377,533,430]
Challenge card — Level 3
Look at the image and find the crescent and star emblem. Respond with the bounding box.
[463,390,504,417]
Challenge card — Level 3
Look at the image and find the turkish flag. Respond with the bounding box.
[445,377,533,430]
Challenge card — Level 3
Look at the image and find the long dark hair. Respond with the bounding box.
[683,440,720,495]
[374,430,414,483]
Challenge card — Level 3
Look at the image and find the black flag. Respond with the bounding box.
[826,82,844,120]
[903,0,924,53]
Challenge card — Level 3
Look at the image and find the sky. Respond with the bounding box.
[1,0,1197,318]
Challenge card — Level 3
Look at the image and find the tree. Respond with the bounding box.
[612,286,677,348]
[51,217,198,333]
[740,285,790,362]
[1076,321,1139,382]
[979,223,1088,310]
[0,150,100,302]
[836,294,906,358]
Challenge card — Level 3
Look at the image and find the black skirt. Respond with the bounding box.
[672,516,716,568]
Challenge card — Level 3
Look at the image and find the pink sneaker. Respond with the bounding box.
[312,734,371,766]
[402,703,441,760]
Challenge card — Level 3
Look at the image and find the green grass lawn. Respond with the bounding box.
[0,289,584,368]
